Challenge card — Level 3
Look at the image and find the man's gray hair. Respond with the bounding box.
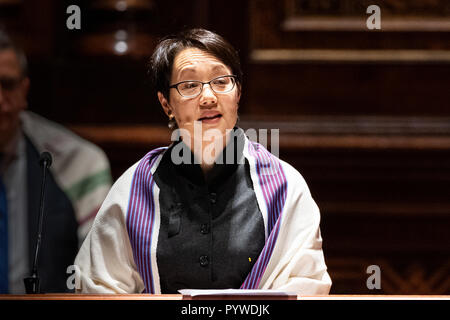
[0,29,28,76]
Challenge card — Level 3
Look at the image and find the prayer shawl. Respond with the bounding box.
[20,111,112,240]
[74,135,332,294]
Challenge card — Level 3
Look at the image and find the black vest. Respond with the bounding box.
[154,130,266,293]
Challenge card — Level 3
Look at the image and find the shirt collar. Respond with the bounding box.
[169,127,246,191]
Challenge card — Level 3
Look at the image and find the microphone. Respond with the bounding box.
[39,151,52,168]
[24,151,53,294]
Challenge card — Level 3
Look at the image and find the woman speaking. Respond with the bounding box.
[74,28,331,295]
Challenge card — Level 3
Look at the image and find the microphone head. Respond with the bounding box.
[39,151,53,168]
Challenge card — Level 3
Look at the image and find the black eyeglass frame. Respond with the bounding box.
[169,75,237,98]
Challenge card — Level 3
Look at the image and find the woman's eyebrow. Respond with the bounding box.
[210,64,229,72]
[178,64,229,79]
[176,67,197,80]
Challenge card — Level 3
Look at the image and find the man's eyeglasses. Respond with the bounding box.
[169,75,237,98]
[0,77,22,91]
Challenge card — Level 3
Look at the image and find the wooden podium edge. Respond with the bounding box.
[0,294,449,300]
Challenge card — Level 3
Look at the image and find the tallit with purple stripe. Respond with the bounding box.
[125,141,287,292]
[241,141,288,289]
[126,148,166,293]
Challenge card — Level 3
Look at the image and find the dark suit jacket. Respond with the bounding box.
[26,136,79,293]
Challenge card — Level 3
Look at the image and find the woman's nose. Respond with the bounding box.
[199,84,217,106]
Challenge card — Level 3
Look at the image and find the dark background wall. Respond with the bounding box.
[1,0,449,294]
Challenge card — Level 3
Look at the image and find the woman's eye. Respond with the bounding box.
[213,79,228,86]
[181,82,200,89]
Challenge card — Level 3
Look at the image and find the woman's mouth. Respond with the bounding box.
[198,113,222,124]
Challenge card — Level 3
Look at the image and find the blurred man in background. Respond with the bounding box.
[0,29,112,293]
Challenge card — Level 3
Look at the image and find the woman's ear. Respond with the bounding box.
[157,92,172,116]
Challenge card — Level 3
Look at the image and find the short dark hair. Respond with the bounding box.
[0,29,28,77]
[149,28,243,101]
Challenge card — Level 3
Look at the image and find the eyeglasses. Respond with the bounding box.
[0,77,22,91]
[169,75,237,98]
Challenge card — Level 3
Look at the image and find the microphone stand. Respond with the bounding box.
[24,152,52,294]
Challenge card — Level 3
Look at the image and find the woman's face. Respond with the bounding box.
[158,47,240,148]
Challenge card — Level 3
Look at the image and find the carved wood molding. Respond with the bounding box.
[77,33,157,57]
[91,0,155,11]
[327,258,450,294]
[284,0,450,17]
[283,0,450,32]
[282,17,450,32]
[68,124,171,145]
[68,116,450,150]
[240,116,450,135]
[0,0,21,6]
[251,0,450,51]
[251,49,450,64]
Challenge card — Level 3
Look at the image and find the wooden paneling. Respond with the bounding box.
[282,0,450,32]
[245,0,450,285]
[246,63,450,117]
[1,0,449,294]
[245,0,450,118]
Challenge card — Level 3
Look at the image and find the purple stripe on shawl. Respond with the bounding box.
[126,148,166,293]
[241,142,287,289]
